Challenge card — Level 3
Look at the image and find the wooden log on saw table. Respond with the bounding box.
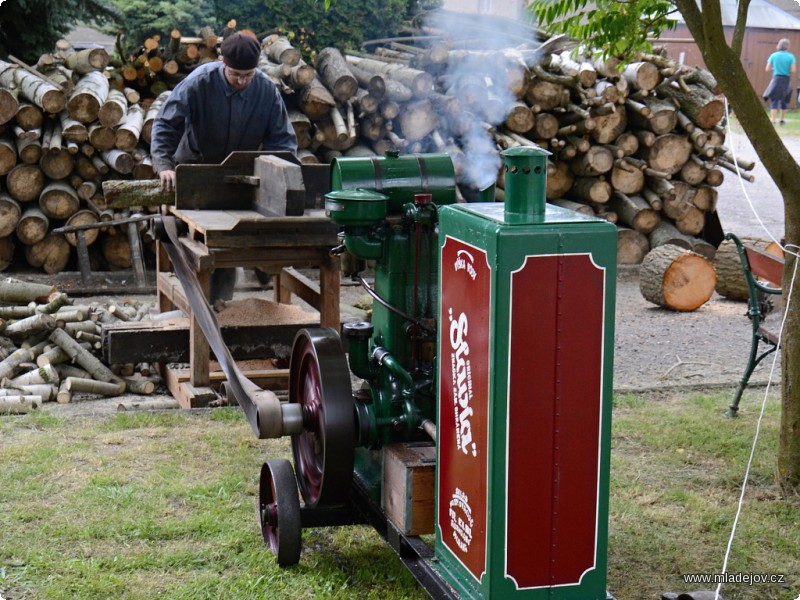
[639,244,716,311]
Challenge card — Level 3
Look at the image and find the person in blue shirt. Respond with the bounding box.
[151,31,298,302]
[764,38,797,125]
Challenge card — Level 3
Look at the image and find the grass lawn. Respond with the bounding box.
[1,391,798,599]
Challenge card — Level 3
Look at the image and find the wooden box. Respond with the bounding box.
[382,442,436,536]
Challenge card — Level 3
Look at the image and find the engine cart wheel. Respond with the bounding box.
[258,458,302,567]
[289,328,355,508]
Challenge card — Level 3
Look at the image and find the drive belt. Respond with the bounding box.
[159,215,279,439]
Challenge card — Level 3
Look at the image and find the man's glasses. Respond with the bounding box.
[225,66,256,83]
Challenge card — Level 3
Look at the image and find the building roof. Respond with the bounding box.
[672,0,800,30]
[64,25,116,53]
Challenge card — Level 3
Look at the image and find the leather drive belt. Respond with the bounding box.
[159,215,280,439]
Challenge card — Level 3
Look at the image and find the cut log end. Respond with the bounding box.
[640,245,716,311]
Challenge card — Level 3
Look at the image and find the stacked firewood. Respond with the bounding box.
[0,277,159,414]
[0,25,754,275]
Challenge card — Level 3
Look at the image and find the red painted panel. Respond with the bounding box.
[438,236,491,581]
[506,254,605,589]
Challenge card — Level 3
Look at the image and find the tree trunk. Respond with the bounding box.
[609,191,660,233]
[0,136,17,175]
[570,145,614,176]
[616,226,650,264]
[7,163,45,202]
[397,99,437,141]
[571,176,612,204]
[101,179,173,208]
[6,61,66,114]
[100,149,134,174]
[638,133,694,175]
[657,82,725,129]
[98,88,128,128]
[0,195,21,238]
[297,78,336,119]
[114,104,144,151]
[316,47,358,103]
[647,220,694,252]
[610,160,645,195]
[25,233,70,273]
[88,123,116,150]
[66,71,109,123]
[16,206,49,245]
[39,181,79,219]
[639,244,716,311]
[65,376,125,396]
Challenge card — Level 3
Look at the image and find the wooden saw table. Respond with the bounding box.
[155,152,340,407]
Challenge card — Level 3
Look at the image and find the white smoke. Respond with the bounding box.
[423,9,542,193]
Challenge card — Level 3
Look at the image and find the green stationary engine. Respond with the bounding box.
[260,148,617,600]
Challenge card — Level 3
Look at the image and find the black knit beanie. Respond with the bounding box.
[221,33,260,70]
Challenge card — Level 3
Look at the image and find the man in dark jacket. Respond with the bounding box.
[151,32,298,301]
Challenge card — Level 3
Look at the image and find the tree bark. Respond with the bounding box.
[66,71,109,124]
[616,226,650,264]
[316,47,358,103]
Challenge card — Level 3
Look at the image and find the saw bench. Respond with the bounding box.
[153,152,339,407]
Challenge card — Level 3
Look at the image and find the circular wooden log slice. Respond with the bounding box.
[622,61,661,91]
[614,132,639,156]
[39,181,80,220]
[610,163,645,195]
[591,108,628,144]
[705,167,724,187]
[0,236,14,271]
[692,185,718,212]
[674,205,705,236]
[64,209,100,246]
[639,244,716,311]
[40,148,75,180]
[16,207,49,245]
[397,99,437,142]
[524,79,564,111]
[0,137,17,175]
[640,133,693,175]
[15,103,44,131]
[88,123,116,150]
[505,101,534,133]
[6,164,45,203]
[25,233,70,274]
[98,89,127,128]
[533,112,560,139]
[0,194,21,237]
[17,138,43,164]
[617,226,650,265]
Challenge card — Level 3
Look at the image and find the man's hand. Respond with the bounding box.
[159,169,177,192]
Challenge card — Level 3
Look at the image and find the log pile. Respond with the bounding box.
[0,277,159,413]
[0,23,755,275]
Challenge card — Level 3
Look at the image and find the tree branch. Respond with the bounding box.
[731,0,752,58]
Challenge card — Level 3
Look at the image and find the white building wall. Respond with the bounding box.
[441,0,528,19]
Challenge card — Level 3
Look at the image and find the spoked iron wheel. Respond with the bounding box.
[258,458,302,567]
[289,328,355,508]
